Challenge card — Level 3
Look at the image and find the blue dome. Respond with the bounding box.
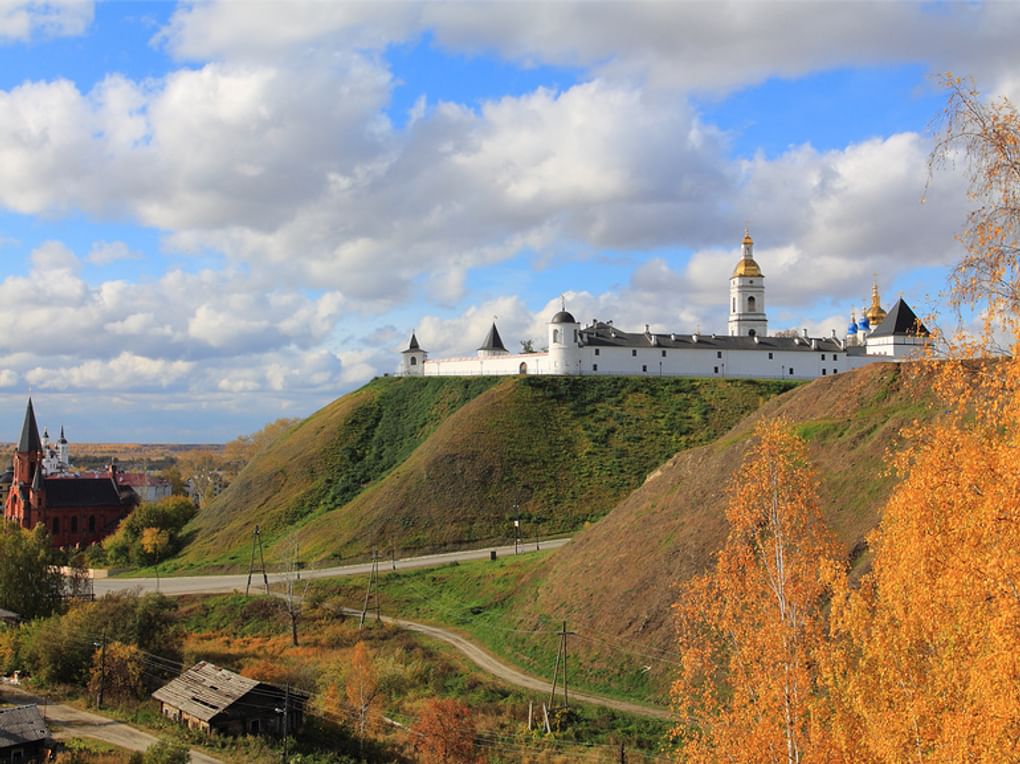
[847,321,858,335]
[858,316,870,330]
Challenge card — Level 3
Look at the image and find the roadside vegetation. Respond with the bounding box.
[1,586,670,762]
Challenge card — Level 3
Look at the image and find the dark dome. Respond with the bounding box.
[550,310,576,324]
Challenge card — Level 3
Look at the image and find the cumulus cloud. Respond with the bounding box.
[87,241,141,264]
[26,352,194,391]
[156,2,1020,97]
[0,0,92,42]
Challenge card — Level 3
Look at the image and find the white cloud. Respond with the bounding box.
[0,0,92,42]
[26,352,194,391]
[157,1,419,60]
[87,240,141,265]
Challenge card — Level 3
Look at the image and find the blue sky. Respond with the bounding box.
[0,1,1014,441]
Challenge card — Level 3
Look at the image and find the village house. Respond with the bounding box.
[153,662,309,738]
[0,705,52,763]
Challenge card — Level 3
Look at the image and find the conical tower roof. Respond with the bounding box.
[402,332,424,354]
[478,322,508,352]
[18,399,42,453]
[869,298,930,338]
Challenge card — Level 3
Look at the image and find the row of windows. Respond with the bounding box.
[587,365,842,377]
[51,515,98,535]
[596,349,841,363]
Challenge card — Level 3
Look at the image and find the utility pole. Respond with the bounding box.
[619,742,626,763]
[246,525,269,596]
[359,549,380,629]
[281,683,290,764]
[95,632,107,709]
[513,501,520,555]
[548,620,574,709]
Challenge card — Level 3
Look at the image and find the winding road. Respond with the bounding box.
[93,538,670,721]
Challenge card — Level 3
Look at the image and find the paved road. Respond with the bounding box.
[94,538,571,596]
[0,686,222,763]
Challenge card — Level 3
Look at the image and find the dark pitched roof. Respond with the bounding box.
[0,704,49,747]
[17,398,42,453]
[0,607,19,624]
[402,332,423,353]
[578,322,846,353]
[869,298,930,338]
[43,476,136,508]
[478,322,508,352]
[152,662,309,723]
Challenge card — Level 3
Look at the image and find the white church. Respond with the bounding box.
[399,231,930,381]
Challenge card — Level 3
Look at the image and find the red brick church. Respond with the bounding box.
[2,399,138,548]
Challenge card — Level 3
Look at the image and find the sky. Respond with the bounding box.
[0,0,1016,442]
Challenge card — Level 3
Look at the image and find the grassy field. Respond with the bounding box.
[303,553,669,706]
[171,375,795,572]
[174,591,673,762]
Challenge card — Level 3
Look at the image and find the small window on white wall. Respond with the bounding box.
[747,295,756,311]
[410,357,417,366]
[553,329,560,344]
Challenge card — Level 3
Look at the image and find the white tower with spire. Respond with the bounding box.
[728,229,768,337]
[400,332,427,376]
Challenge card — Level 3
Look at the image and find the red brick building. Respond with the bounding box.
[2,399,138,548]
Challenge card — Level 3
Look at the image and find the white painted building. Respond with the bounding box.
[399,231,930,381]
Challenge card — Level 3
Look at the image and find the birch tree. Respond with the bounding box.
[672,418,838,763]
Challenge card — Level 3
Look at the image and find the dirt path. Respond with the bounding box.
[342,609,670,721]
[0,686,222,763]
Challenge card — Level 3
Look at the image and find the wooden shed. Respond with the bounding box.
[0,704,52,763]
[152,661,308,737]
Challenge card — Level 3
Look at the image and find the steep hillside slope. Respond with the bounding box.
[499,363,934,700]
[174,375,794,571]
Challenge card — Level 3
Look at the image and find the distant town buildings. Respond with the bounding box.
[400,230,930,380]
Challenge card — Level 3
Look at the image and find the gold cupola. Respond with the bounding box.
[732,228,763,278]
[865,277,886,327]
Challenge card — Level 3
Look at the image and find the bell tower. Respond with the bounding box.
[728,229,768,337]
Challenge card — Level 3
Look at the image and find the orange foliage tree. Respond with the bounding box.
[929,75,1020,338]
[410,698,476,764]
[87,641,147,705]
[672,418,838,763]
[345,640,379,739]
[821,79,1020,762]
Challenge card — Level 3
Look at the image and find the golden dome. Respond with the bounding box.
[742,229,754,246]
[866,279,886,325]
[732,257,763,278]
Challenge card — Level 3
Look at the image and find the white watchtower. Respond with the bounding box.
[548,303,582,375]
[400,332,427,376]
[728,229,768,338]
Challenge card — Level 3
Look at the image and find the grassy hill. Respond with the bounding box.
[494,362,935,701]
[312,363,936,705]
[171,375,795,572]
